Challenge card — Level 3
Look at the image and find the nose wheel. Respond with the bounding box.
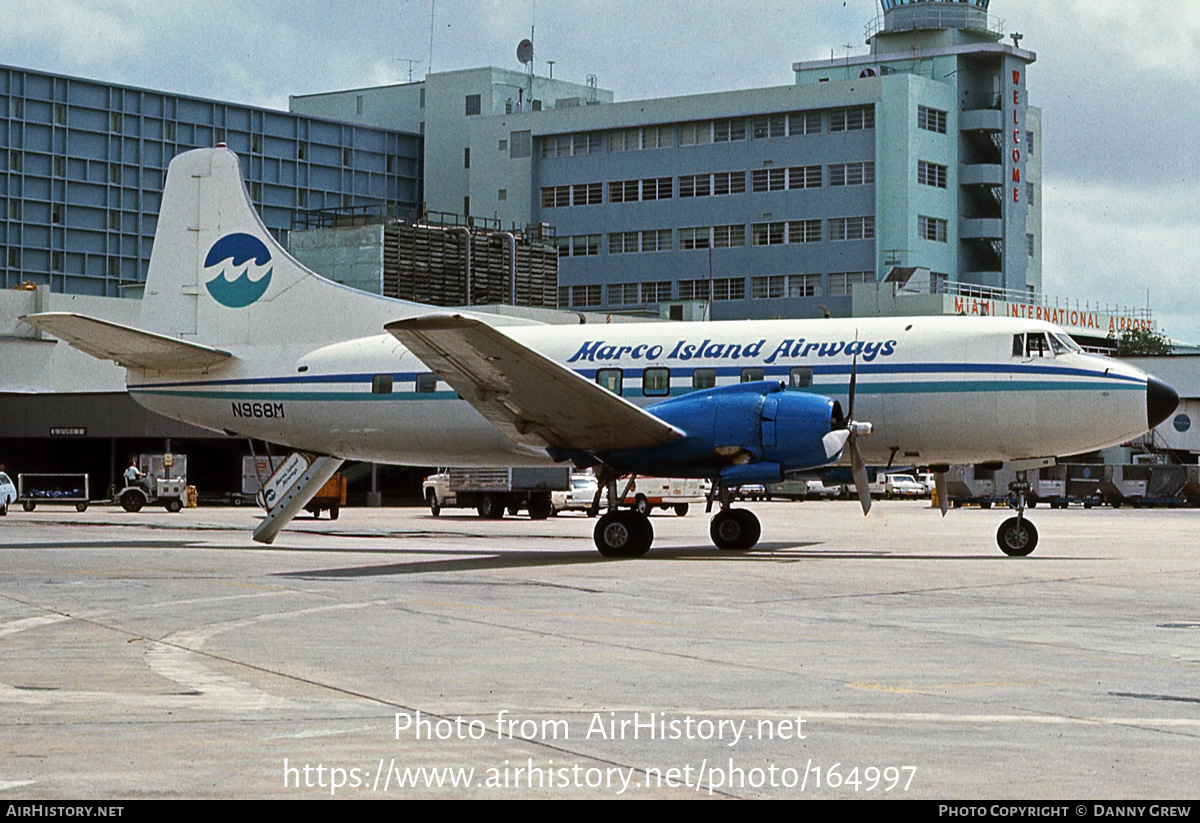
[997,472,1038,556]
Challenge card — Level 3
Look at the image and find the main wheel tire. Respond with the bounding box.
[428,492,441,517]
[711,509,761,551]
[165,499,182,513]
[997,516,1038,556]
[673,503,689,517]
[120,491,144,513]
[478,494,506,519]
[528,493,553,521]
[593,510,653,558]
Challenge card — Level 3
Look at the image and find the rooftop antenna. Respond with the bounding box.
[428,0,436,74]
[399,57,421,83]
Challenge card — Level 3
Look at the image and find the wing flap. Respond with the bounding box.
[21,312,233,373]
[385,314,683,452]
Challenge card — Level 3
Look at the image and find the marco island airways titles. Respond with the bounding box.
[568,337,899,365]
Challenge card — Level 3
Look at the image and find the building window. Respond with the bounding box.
[608,232,637,255]
[678,121,712,146]
[829,216,875,241]
[788,111,821,135]
[109,112,122,132]
[572,182,602,206]
[918,106,948,134]
[713,225,745,248]
[419,88,425,108]
[679,227,710,251]
[712,118,746,142]
[608,179,639,203]
[789,165,822,189]
[1026,182,1035,205]
[541,185,570,208]
[53,103,66,125]
[53,156,65,177]
[752,115,787,139]
[498,139,508,151]
[509,130,531,158]
[641,229,672,253]
[463,195,470,216]
[788,273,821,297]
[829,106,874,132]
[465,94,481,116]
[1026,131,1034,154]
[1027,234,1036,257]
[917,160,947,188]
[464,147,470,168]
[787,220,821,243]
[8,151,20,171]
[9,97,24,117]
[642,367,671,397]
[608,282,640,305]
[751,168,786,192]
[51,204,63,225]
[642,177,672,200]
[679,173,708,198]
[570,235,601,257]
[7,200,19,219]
[830,161,875,187]
[918,215,948,243]
[751,275,786,299]
[713,171,745,195]
[498,189,507,201]
[828,271,872,296]
[752,222,786,246]
[641,280,672,301]
[572,284,602,307]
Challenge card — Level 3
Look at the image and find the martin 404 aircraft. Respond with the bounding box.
[23,148,1179,556]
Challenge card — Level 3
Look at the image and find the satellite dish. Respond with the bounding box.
[517,39,533,65]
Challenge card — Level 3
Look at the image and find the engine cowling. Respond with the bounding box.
[600,381,845,484]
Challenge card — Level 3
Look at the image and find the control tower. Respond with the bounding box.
[796,0,1039,297]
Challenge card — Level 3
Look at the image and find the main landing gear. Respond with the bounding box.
[996,472,1038,557]
[589,472,762,558]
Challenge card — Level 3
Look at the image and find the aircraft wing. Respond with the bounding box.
[20,312,233,373]
[385,314,684,452]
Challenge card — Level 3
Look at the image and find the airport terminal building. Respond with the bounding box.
[291,0,1041,321]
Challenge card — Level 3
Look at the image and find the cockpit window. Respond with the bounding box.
[1025,333,1051,358]
[1053,332,1082,354]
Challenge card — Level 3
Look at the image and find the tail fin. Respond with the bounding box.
[141,147,425,347]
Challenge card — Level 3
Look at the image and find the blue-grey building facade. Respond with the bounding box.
[1,65,421,296]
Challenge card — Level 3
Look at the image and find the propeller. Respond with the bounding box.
[934,470,949,517]
[822,352,874,515]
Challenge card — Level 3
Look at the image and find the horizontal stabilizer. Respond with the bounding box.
[386,314,684,452]
[21,312,233,374]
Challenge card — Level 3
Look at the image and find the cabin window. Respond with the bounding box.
[415,373,438,393]
[597,368,623,395]
[372,374,394,394]
[740,367,765,383]
[692,368,716,390]
[642,367,670,397]
[789,366,813,388]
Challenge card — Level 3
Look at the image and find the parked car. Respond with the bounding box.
[0,472,16,515]
[884,474,926,498]
[553,473,600,515]
[805,479,844,499]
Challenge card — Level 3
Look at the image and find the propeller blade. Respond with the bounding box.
[934,470,948,517]
[850,441,872,516]
[822,429,851,460]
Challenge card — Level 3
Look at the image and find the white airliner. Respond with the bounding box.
[22,148,1179,557]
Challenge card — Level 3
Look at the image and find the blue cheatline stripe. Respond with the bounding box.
[128,379,1141,402]
[132,360,1144,391]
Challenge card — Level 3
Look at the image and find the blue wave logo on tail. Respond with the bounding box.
[203,233,273,308]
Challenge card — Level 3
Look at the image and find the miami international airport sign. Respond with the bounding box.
[946,294,1154,337]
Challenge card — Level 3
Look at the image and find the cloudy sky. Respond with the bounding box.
[3,0,1197,338]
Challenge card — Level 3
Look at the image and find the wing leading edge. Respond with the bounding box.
[385,315,684,452]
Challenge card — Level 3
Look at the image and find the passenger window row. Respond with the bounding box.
[596,366,813,396]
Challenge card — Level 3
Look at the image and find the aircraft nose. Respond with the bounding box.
[1146,376,1180,429]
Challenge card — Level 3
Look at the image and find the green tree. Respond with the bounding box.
[1109,327,1173,356]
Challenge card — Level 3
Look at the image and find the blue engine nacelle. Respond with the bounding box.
[600,381,843,485]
